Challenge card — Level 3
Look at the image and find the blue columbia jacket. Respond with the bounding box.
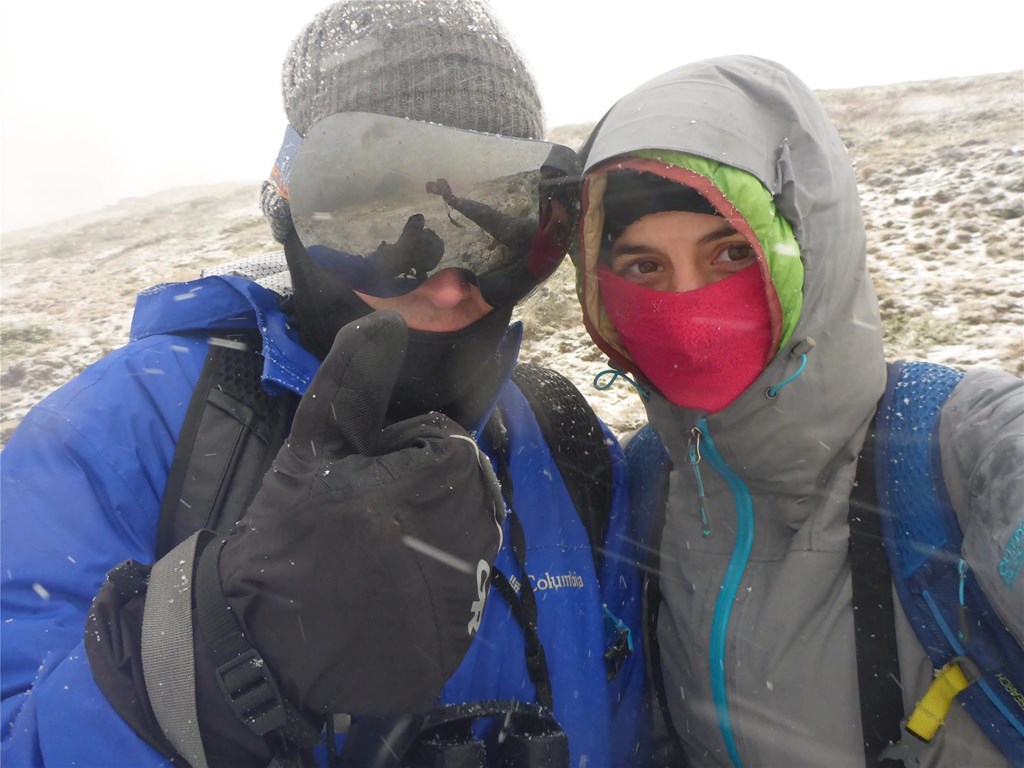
[1,275,648,767]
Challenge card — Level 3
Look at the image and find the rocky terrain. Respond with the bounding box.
[2,70,1021,445]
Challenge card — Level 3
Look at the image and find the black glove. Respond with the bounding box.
[86,310,504,765]
[204,310,503,718]
[425,178,454,202]
[370,213,445,280]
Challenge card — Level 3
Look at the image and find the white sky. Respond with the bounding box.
[2,0,1021,234]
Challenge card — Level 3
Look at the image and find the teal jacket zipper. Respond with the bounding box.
[694,417,755,768]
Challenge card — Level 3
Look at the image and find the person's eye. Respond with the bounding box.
[713,243,756,266]
[614,257,663,278]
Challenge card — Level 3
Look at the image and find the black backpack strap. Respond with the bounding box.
[337,701,565,768]
[510,362,613,557]
[478,364,615,712]
[848,391,905,767]
[485,410,556,711]
[157,332,295,557]
[193,535,323,759]
[333,714,425,768]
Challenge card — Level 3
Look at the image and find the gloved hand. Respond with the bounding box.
[370,213,444,280]
[425,178,454,201]
[84,311,504,764]
[198,309,504,720]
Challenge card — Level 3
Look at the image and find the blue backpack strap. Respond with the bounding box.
[623,425,673,555]
[876,360,1024,762]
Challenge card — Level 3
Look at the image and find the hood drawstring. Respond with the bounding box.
[765,338,816,400]
[593,367,651,401]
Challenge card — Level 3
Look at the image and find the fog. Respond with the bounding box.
[3,0,1022,232]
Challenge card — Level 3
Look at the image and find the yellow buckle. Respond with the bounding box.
[906,657,980,742]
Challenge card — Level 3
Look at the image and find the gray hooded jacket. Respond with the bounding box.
[574,55,1022,768]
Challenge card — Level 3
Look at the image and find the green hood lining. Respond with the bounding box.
[629,150,804,352]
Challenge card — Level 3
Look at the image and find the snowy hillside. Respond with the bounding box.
[1,70,1021,445]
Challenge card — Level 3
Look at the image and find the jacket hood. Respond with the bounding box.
[575,55,886,485]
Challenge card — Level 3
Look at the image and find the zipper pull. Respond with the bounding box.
[957,558,971,642]
[688,427,711,537]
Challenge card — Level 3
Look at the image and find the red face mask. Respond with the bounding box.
[599,263,773,413]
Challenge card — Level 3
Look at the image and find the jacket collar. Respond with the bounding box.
[130,273,523,428]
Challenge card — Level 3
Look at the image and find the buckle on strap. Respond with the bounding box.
[881,657,982,766]
[905,657,979,742]
[214,648,288,736]
[196,537,296,741]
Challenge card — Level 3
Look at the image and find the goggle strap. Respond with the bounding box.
[268,125,303,201]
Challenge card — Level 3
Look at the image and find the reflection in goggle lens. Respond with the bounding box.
[288,112,581,306]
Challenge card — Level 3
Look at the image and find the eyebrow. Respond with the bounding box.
[610,224,741,258]
[698,224,740,244]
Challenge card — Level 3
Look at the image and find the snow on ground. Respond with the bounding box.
[2,71,1021,445]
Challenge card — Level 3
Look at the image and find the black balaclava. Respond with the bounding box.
[284,229,514,428]
[388,304,515,427]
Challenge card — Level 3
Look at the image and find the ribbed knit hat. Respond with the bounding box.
[261,0,545,242]
[283,0,544,139]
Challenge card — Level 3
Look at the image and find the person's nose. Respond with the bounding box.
[668,249,711,293]
[417,269,475,309]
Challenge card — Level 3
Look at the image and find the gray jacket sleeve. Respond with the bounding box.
[939,367,1024,647]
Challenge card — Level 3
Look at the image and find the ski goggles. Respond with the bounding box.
[284,112,582,307]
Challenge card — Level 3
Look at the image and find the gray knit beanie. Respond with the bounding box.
[261,0,545,243]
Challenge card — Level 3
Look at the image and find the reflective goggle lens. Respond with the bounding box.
[288,112,581,305]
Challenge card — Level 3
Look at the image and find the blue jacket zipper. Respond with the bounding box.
[694,416,755,768]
